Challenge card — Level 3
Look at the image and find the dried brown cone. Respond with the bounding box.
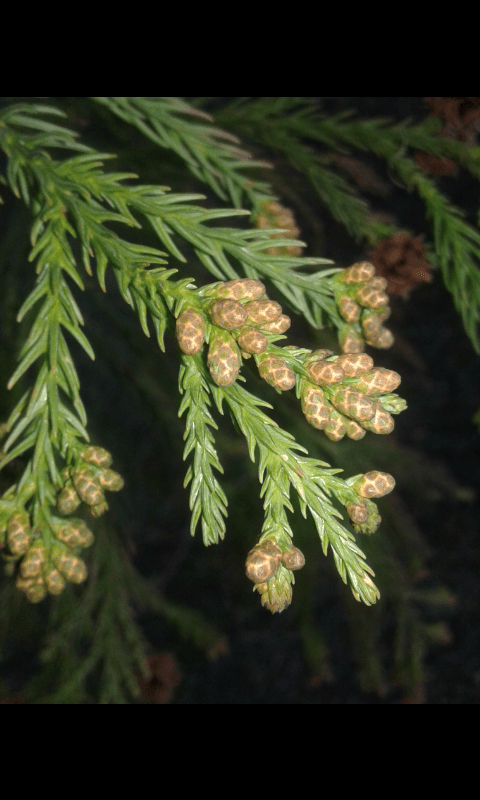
[215,279,265,302]
[209,299,248,330]
[176,309,206,355]
[207,337,240,387]
[368,233,432,296]
[258,356,296,391]
[426,97,480,132]
[245,540,282,584]
[237,327,268,355]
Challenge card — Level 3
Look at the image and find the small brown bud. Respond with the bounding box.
[20,545,47,579]
[99,469,124,492]
[261,315,291,334]
[44,568,66,596]
[54,552,88,584]
[301,387,331,430]
[176,309,206,355]
[57,484,82,515]
[245,540,282,584]
[88,501,109,518]
[355,285,389,309]
[339,325,365,354]
[209,299,248,330]
[307,360,345,386]
[369,277,388,291]
[73,469,104,507]
[16,576,47,603]
[56,521,94,549]
[331,389,377,422]
[245,300,282,325]
[215,279,265,301]
[343,417,366,440]
[361,405,395,435]
[346,503,369,524]
[340,262,376,284]
[338,296,361,323]
[7,512,31,556]
[355,471,396,499]
[237,328,268,355]
[324,409,347,441]
[82,446,113,468]
[355,367,401,395]
[335,353,374,377]
[281,546,305,571]
[207,338,240,387]
[258,357,296,391]
[371,327,395,349]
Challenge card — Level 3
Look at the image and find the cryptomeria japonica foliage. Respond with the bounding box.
[1,97,478,702]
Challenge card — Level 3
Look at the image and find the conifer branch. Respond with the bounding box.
[212,377,380,607]
[215,99,480,351]
[0,99,402,618]
[91,96,274,209]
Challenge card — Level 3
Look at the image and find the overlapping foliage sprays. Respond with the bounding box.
[0,98,405,615]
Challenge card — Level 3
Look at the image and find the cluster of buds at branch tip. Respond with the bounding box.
[299,350,405,441]
[58,446,124,519]
[332,262,394,352]
[344,471,396,535]
[245,539,305,614]
[175,279,293,389]
[0,445,124,603]
[254,200,302,256]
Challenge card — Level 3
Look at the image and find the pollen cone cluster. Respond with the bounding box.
[345,471,396,535]
[332,262,394,352]
[0,446,124,603]
[175,279,293,390]
[58,446,124,520]
[245,540,305,614]
[300,350,406,441]
[254,200,302,256]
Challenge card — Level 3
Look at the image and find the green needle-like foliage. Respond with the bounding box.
[0,96,474,702]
